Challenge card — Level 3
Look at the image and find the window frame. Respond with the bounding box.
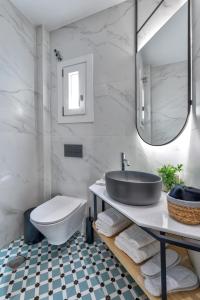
[57,54,94,123]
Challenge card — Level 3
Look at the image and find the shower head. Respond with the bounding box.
[54,49,63,61]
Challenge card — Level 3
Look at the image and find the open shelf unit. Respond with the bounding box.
[93,224,200,300]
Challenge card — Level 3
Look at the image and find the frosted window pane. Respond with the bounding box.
[68,71,79,109]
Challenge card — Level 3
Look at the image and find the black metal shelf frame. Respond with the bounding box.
[92,193,200,300]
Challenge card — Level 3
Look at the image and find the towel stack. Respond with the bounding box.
[95,208,131,237]
[115,224,160,264]
[140,249,199,296]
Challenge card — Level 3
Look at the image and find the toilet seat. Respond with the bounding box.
[30,196,83,225]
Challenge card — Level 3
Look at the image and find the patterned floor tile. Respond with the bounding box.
[0,232,148,300]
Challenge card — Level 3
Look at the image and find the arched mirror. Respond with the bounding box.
[136,0,192,146]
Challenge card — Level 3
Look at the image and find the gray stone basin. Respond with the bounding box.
[105,171,162,206]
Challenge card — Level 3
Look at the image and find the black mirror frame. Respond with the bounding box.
[135,0,192,146]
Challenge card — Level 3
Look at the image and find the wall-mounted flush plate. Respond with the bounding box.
[64,144,83,158]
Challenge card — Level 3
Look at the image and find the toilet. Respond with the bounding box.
[30,195,87,245]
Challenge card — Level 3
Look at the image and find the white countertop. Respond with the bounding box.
[89,184,200,241]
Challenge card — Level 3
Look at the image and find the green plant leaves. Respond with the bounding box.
[157,164,184,192]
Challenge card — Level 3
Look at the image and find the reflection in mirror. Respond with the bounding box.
[136,1,191,145]
[137,0,163,31]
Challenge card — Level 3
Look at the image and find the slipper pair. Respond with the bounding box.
[141,249,180,278]
[140,249,199,296]
[144,265,199,296]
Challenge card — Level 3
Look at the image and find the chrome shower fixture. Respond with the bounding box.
[141,76,148,84]
[54,49,63,61]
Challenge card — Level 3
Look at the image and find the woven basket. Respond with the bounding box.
[167,194,200,225]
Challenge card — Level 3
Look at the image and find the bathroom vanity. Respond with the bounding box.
[90,183,200,300]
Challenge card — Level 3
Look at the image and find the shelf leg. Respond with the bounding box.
[93,194,97,221]
[102,200,105,212]
[160,233,167,300]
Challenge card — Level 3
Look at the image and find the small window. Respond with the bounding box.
[58,54,94,123]
[68,71,80,110]
[63,63,86,115]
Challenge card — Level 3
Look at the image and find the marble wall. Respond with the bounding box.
[1,0,199,248]
[0,0,41,247]
[50,0,200,213]
[36,26,52,201]
[50,0,135,208]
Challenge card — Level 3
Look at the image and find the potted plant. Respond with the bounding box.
[157,164,184,192]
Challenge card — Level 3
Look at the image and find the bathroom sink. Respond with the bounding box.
[105,171,162,206]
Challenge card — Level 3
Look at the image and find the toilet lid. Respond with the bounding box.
[30,196,83,225]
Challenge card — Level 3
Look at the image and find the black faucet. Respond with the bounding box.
[121,152,130,171]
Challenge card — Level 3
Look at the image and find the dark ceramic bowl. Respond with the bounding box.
[105,171,162,206]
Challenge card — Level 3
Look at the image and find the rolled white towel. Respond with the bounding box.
[97,207,129,227]
[115,235,160,264]
[95,178,105,186]
[119,224,156,249]
[95,218,131,237]
[144,266,199,296]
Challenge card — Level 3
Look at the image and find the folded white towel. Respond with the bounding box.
[115,235,160,264]
[141,249,181,278]
[97,208,128,227]
[119,224,155,249]
[95,218,131,237]
[95,174,105,185]
[144,266,199,296]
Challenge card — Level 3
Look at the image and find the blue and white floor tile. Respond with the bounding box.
[0,232,148,300]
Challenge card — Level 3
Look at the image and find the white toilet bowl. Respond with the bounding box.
[30,195,87,245]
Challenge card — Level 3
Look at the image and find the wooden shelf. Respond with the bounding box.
[93,224,200,300]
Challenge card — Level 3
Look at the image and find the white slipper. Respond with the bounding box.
[144,265,199,297]
[141,249,181,278]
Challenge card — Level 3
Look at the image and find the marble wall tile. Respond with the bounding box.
[51,0,134,86]
[36,26,52,201]
[50,0,200,219]
[50,1,135,205]
[0,0,41,247]
[1,0,199,250]
[52,136,92,199]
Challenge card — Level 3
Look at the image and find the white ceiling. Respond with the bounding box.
[10,0,127,31]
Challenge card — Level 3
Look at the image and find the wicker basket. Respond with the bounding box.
[167,194,200,225]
